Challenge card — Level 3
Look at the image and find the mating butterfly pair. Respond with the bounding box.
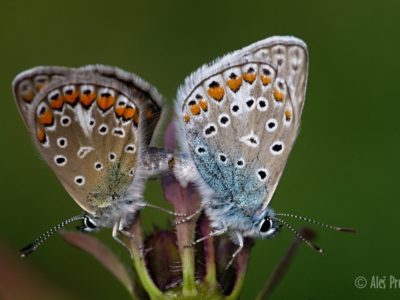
[13,36,352,261]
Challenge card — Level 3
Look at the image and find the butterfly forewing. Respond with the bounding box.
[176,37,308,213]
[13,66,164,214]
[13,66,71,128]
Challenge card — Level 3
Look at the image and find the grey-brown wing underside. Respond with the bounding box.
[12,66,165,213]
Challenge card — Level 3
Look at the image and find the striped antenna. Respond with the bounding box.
[275,213,356,233]
[20,215,84,257]
[272,216,324,254]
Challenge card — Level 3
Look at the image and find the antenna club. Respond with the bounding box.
[19,215,84,257]
[20,243,37,258]
[338,227,356,233]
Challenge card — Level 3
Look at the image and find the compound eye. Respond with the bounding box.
[84,217,97,229]
[260,218,272,233]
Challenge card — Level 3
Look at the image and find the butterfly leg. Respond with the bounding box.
[112,220,144,258]
[185,224,228,248]
[112,221,131,252]
[139,202,186,217]
[174,207,203,225]
[225,232,244,270]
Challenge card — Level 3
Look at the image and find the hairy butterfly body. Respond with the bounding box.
[13,65,172,255]
[174,36,309,261]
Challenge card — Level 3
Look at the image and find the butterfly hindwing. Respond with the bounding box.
[13,66,165,214]
[13,66,71,129]
[77,65,164,145]
[176,36,308,213]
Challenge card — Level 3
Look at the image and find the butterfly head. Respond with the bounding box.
[78,214,100,232]
[250,208,281,239]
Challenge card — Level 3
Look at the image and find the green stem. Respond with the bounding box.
[182,246,196,296]
[174,189,200,296]
[125,213,164,300]
[132,252,163,300]
[203,232,217,290]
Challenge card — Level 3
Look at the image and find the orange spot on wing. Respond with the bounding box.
[115,106,125,117]
[261,75,272,86]
[243,73,256,84]
[80,92,96,107]
[227,77,242,92]
[123,106,139,126]
[64,90,80,105]
[123,107,135,120]
[208,87,224,101]
[285,110,292,121]
[37,127,46,143]
[273,89,284,102]
[97,95,115,111]
[183,114,190,123]
[198,99,208,112]
[22,92,34,103]
[49,95,64,110]
[190,104,201,115]
[38,110,54,126]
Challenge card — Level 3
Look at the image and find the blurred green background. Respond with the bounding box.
[0,0,399,299]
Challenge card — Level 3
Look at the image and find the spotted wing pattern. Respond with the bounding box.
[176,37,308,214]
[13,66,164,214]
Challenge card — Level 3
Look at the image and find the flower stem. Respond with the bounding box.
[182,246,197,296]
[201,218,217,290]
[179,212,198,296]
[132,252,163,300]
[162,174,201,297]
[126,213,164,300]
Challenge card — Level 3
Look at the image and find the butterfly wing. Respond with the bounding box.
[77,65,164,145]
[13,66,165,214]
[13,66,71,127]
[175,36,308,213]
[13,65,164,145]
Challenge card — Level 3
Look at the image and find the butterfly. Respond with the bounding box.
[173,36,354,266]
[13,65,175,256]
